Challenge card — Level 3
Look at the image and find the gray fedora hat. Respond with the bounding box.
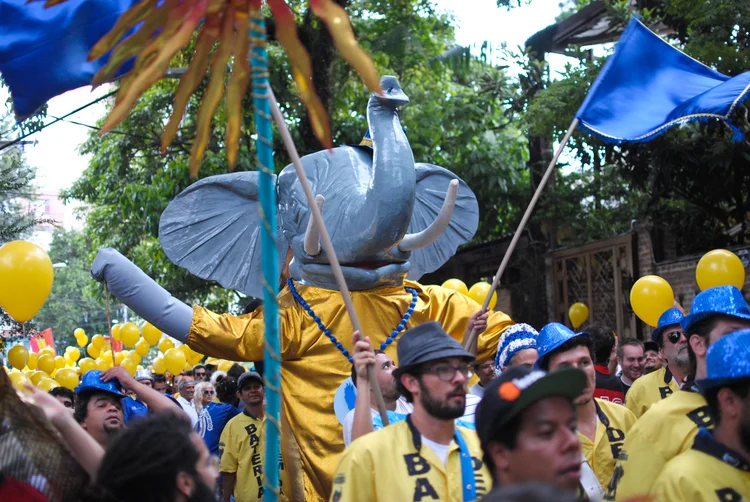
[392,321,474,378]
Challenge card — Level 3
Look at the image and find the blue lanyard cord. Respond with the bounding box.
[454,430,477,502]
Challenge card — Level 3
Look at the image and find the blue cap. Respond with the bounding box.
[535,322,589,367]
[75,370,126,398]
[495,323,538,370]
[650,308,685,344]
[697,328,750,390]
[681,286,750,335]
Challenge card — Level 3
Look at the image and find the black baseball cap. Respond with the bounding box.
[644,340,659,353]
[476,366,586,449]
[237,371,263,390]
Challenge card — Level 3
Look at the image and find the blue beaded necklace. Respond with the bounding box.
[287,278,418,362]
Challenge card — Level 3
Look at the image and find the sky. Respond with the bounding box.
[2,0,573,233]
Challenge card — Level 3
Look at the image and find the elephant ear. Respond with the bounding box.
[159,172,287,298]
[406,164,479,280]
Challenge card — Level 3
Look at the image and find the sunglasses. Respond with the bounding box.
[666,330,684,344]
[202,390,215,396]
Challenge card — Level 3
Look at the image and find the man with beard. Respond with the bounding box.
[343,333,413,446]
[625,308,685,418]
[642,341,662,374]
[652,328,750,499]
[616,340,644,397]
[476,366,586,494]
[608,285,750,500]
[73,370,127,447]
[536,323,636,493]
[330,322,491,501]
[92,412,219,502]
[219,372,287,502]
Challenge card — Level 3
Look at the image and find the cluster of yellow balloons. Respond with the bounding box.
[151,341,204,375]
[441,279,498,310]
[5,345,80,392]
[0,241,54,323]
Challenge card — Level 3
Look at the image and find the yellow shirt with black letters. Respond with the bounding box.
[329,418,491,502]
[578,399,636,490]
[624,366,679,418]
[219,411,288,502]
[606,386,714,501]
[652,428,750,502]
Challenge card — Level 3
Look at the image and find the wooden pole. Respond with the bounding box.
[462,118,579,351]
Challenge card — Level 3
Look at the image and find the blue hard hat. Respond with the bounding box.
[681,286,750,335]
[650,308,685,344]
[697,328,750,390]
[535,322,589,367]
[75,370,126,398]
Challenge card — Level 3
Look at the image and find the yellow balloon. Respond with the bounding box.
[183,359,193,371]
[78,358,96,374]
[76,333,89,347]
[0,241,54,323]
[189,351,204,366]
[121,358,138,377]
[134,338,149,357]
[137,365,144,371]
[114,352,125,365]
[164,348,186,375]
[8,345,28,370]
[468,282,498,310]
[37,377,59,391]
[74,328,86,339]
[630,275,675,327]
[127,352,142,365]
[54,355,66,369]
[218,360,233,373]
[120,322,140,348]
[27,352,38,370]
[87,343,100,359]
[29,370,45,386]
[37,353,55,375]
[568,302,590,330]
[110,323,122,341]
[64,354,75,367]
[158,338,174,354]
[696,249,746,291]
[39,346,55,357]
[9,371,30,389]
[142,322,162,346]
[91,334,105,349]
[152,357,166,374]
[95,358,112,371]
[67,347,81,362]
[441,278,469,296]
[55,368,79,390]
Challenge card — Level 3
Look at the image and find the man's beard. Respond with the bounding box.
[672,349,690,369]
[644,363,657,374]
[418,379,465,420]
[188,477,217,502]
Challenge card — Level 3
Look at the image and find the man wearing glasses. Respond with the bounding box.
[625,308,686,419]
[330,321,491,501]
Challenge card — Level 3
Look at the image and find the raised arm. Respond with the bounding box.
[90,248,193,342]
[102,367,182,415]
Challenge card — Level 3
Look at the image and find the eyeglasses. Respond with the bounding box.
[420,364,473,382]
[202,390,215,396]
[666,330,684,344]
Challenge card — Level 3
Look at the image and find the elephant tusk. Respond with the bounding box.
[398,180,458,252]
[303,194,325,256]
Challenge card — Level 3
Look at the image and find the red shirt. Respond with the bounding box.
[593,365,625,405]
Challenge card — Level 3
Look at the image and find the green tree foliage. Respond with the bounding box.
[33,229,110,351]
[524,0,750,252]
[64,0,527,306]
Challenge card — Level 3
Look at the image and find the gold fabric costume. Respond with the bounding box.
[187,280,512,501]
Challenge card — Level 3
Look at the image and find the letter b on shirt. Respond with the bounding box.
[404,454,431,476]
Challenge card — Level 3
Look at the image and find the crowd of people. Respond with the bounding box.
[3,284,750,501]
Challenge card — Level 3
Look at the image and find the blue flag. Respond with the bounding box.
[0,0,137,119]
[576,18,750,143]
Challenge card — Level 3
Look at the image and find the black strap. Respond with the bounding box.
[594,400,611,428]
[693,429,750,472]
[664,367,673,384]
[681,381,700,393]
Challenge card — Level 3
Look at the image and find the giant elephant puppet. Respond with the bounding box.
[90,76,513,501]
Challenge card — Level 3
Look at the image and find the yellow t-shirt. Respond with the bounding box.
[652,429,750,501]
[189,281,512,501]
[329,419,492,502]
[606,386,715,501]
[219,412,288,502]
[578,399,636,490]
[624,366,679,418]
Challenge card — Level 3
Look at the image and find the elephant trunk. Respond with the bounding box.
[360,77,416,249]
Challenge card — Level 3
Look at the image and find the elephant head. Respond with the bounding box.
[158,76,479,296]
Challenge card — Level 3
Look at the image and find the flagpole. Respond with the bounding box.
[462,118,579,352]
[266,87,390,427]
